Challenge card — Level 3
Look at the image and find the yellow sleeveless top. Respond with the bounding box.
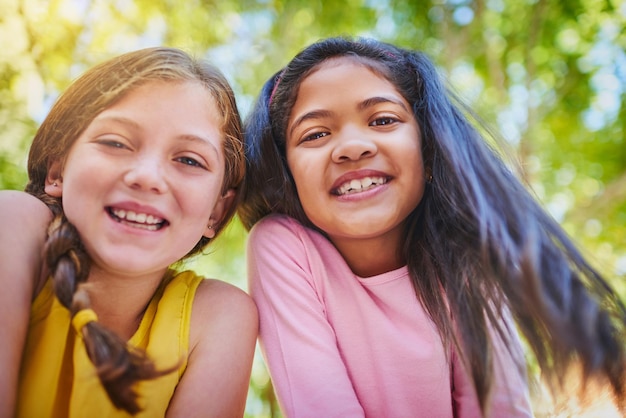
[17,270,203,418]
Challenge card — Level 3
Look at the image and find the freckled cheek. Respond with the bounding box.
[179,181,223,216]
[61,164,99,201]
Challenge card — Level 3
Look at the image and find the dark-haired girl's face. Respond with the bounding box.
[285,58,426,276]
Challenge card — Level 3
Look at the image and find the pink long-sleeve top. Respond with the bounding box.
[247,214,533,418]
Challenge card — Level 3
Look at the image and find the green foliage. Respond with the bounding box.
[2,0,625,416]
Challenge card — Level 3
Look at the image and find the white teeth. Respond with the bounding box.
[111,208,164,226]
[337,176,387,195]
[123,222,159,231]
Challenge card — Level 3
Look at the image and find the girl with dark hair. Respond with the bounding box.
[239,36,625,417]
[0,47,257,417]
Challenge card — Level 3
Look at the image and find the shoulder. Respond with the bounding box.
[166,277,257,416]
[195,279,257,311]
[0,191,53,418]
[249,213,303,236]
[191,279,258,335]
[0,190,53,292]
[186,279,258,380]
[186,277,257,361]
[247,214,341,269]
[0,190,52,242]
[248,214,325,251]
[0,190,52,224]
[248,215,302,255]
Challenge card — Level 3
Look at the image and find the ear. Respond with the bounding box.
[203,189,236,239]
[425,166,433,184]
[44,160,64,197]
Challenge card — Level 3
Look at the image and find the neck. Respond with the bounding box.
[331,234,404,278]
[83,267,170,339]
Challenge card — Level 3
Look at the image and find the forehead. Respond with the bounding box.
[304,56,391,84]
[91,80,225,150]
[292,56,404,108]
[103,80,220,121]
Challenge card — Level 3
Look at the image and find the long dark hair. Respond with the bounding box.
[238,36,626,412]
[26,47,245,413]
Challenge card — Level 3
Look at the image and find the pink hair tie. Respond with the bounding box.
[269,70,286,105]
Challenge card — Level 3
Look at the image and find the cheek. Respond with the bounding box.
[61,177,100,225]
[60,164,93,201]
[178,181,221,218]
[285,158,316,219]
[287,155,315,195]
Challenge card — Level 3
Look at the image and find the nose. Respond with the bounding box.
[123,154,169,194]
[330,126,378,163]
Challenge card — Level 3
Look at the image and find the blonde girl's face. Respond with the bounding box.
[285,58,426,276]
[46,80,234,281]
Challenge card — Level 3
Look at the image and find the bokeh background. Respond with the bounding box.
[1,0,625,416]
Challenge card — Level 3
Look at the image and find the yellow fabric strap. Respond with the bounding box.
[72,309,98,333]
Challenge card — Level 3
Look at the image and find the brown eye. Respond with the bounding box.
[370,117,397,126]
[302,131,329,142]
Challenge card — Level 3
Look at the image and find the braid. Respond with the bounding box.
[45,214,90,307]
[71,286,173,414]
[43,213,175,414]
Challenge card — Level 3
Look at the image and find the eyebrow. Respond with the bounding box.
[358,96,409,112]
[288,95,409,138]
[94,115,220,156]
[177,134,220,157]
[92,115,141,129]
[288,109,334,138]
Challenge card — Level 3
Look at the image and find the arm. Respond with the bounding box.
[0,190,52,417]
[247,216,365,418]
[166,279,258,418]
[452,311,533,418]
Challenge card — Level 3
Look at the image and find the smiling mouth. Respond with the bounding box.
[334,176,389,196]
[107,207,168,231]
